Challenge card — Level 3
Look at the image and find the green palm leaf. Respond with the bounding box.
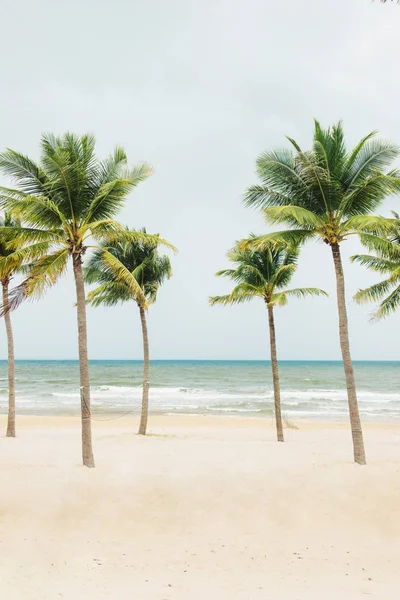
[209,283,262,306]
[97,249,147,306]
[358,233,400,260]
[242,229,314,251]
[245,120,400,246]
[342,215,395,236]
[350,254,398,273]
[354,279,394,305]
[264,205,323,229]
[84,228,173,309]
[85,163,152,223]
[211,238,326,308]
[281,287,328,299]
[0,133,155,308]
[373,286,400,320]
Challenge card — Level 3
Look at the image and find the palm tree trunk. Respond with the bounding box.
[331,243,366,465]
[267,304,284,442]
[3,281,16,438]
[138,305,150,435]
[72,254,95,468]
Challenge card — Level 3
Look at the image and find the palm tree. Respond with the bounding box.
[243,120,400,464]
[0,214,47,437]
[0,133,153,466]
[210,240,327,441]
[84,230,173,435]
[351,211,400,319]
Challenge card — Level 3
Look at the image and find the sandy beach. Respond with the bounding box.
[1,415,399,599]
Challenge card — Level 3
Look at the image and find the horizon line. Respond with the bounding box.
[0,358,398,363]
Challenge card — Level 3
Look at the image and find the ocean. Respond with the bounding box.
[0,360,398,421]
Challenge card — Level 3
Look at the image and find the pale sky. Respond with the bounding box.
[0,0,399,361]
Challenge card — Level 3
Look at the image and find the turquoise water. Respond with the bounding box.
[0,360,398,420]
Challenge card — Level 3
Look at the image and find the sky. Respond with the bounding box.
[0,0,399,360]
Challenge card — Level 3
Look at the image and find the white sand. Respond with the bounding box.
[1,415,399,599]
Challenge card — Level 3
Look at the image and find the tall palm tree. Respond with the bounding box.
[84,230,173,435]
[210,240,327,441]
[243,120,400,464]
[351,211,400,319]
[0,213,47,437]
[0,133,153,467]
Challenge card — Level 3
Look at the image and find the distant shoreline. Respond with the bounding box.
[0,359,399,364]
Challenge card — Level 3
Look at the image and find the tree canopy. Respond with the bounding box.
[243,120,400,251]
[210,239,326,307]
[84,230,173,309]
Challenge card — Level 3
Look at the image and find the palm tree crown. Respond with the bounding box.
[210,239,326,308]
[352,211,400,320]
[84,230,172,308]
[0,133,152,303]
[0,213,27,281]
[244,120,400,249]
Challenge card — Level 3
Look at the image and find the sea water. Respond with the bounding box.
[0,360,399,421]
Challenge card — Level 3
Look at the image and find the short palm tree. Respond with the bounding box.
[243,120,400,464]
[0,214,46,437]
[351,211,400,319]
[0,133,153,467]
[210,240,327,441]
[84,230,173,435]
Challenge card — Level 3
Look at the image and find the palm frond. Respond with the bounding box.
[0,193,66,228]
[270,292,288,307]
[0,150,48,196]
[96,248,147,306]
[358,233,400,260]
[345,131,377,173]
[339,171,400,218]
[86,163,152,223]
[0,226,64,246]
[342,215,395,236]
[346,139,400,189]
[243,185,294,210]
[0,248,70,315]
[209,283,262,306]
[373,285,400,320]
[244,149,310,211]
[241,229,313,251]
[353,279,394,305]
[86,281,131,307]
[264,205,323,229]
[113,229,177,253]
[96,146,128,187]
[350,254,399,273]
[0,241,53,279]
[282,287,328,299]
[270,263,297,288]
[25,249,70,298]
